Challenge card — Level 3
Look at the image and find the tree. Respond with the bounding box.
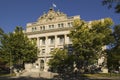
[107,25,120,71]
[102,0,120,13]
[0,28,11,73]
[48,48,75,75]
[0,28,7,64]
[0,28,4,51]
[0,28,4,37]
[0,26,37,70]
[69,18,114,73]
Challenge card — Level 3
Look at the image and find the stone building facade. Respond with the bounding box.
[25,8,80,72]
[25,8,107,73]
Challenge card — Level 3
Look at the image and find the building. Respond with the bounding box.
[25,8,80,72]
[25,8,107,74]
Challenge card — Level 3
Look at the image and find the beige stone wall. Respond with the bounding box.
[25,8,80,72]
[25,8,106,72]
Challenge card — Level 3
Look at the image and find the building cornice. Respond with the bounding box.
[25,27,73,35]
[26,19,74,28]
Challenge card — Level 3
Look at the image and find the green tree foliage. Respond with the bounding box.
[0,28,10,73]
[48,48,74,74]
[0,27,37,69]
[0,28,4,37]
[69,18,114,72]
[102,0,120,13]
[0,28,7,63]
[0,28,4,50]
[107,25,120,71]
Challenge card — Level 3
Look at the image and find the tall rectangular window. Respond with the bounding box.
[41,49,45,55]
[50,48,54,52]
[61,23,64,27]
[35,27,37,30]
[59,36,64,44]
[68,22,73,27]
[58,24,60,28]
[42,38,45,45]
[69,37,72,43]
[43,26,45,30]
[50,37,55,44]
[40,26,42,30]
[52,25,54,28]
[49,25,51,29]
[32,27,34,32]
[68,23,71,27]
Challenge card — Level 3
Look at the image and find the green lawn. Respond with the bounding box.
[82,73,120,77]
[0,73,15,77]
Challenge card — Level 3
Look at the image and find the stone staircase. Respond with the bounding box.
[20,69,57,78]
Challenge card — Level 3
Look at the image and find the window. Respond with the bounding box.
[50,37,55,44]
[59,36,64,44]
[68,22,73,27]
[40,60,44,71]
[32,27,37,32]
[49,25,51,29]
[32,27,34,32]
[68,23,71,27]
[58,24,60,28]
[50,48,54,52]
[49,25,54,29]
[52,25,54,28]
[42,38,45,45]
[61,23,64,27]
[40,26,42,30]
[71,22,73,26]
[43,26,45,30]
[40,37,45,45]
[58,23,64,28]
[35,27,37,30]
[41,49,45,54]
[60,48,63,50]
[69,37,72,43]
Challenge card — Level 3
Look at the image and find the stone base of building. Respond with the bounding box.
[20,69,58,78]
[22,63,58,78]
[101,68,108,73]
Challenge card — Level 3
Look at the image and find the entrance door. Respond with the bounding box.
[40,60,44,71]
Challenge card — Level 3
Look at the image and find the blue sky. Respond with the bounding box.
[0,0,119,33]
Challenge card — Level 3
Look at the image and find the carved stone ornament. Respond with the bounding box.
[37,8,67,23]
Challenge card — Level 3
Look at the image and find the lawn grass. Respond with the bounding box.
[0,73,15,77]
[82,73,120,78]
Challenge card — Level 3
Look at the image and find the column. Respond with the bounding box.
[37,37,39,48]
[55,35,58,48]
[44,58,49,72]
[44,36,48,72]
[45,36,48,55]
[64,34,68,44]
[37,37,40,56]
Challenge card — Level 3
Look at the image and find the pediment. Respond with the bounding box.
[37,8,68,23]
